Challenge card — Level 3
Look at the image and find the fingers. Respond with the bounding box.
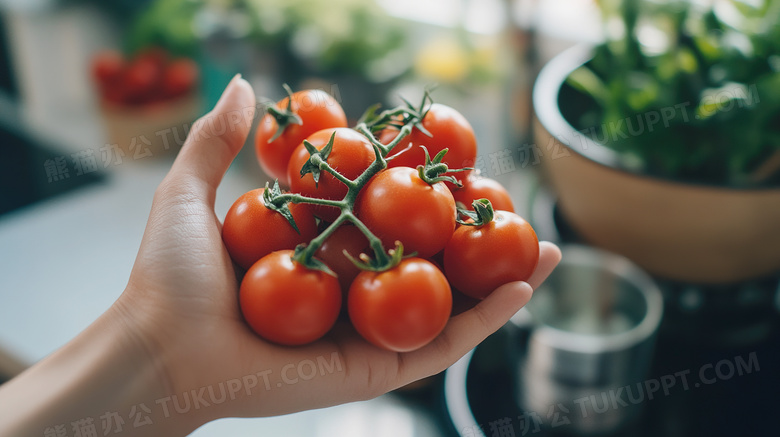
[165,75,256,205]
[528,241,562,289]
[396,241,561,385]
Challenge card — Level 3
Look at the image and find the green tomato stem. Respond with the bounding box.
[293,125,416,267]
[274,192,346,209]
[343,212,390,265]
[265,84,303,143]
[355,123,414,157]
[382,124,414,156]
[319,160,358,190]
[276,94,422,272]
[297,213,350,263]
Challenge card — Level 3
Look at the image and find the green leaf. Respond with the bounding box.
[567,66,610,106]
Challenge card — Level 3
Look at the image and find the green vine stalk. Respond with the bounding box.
[262,90,465,274]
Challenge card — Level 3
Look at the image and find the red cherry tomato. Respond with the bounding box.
[288,128,375,222]
[162,58,199,99]
[135,47,169,67]
[443,211,539,299]
[256,90,348,186]
[123,57,162,104]
[380,103,477,189]
[240,250,341,346]
[356,167,456,258]
[222,188,318,270]
[348,258,452,352]
[102,82,129,105]
[453,176,515,212]
[91,50,125,86]
[315,224,370,294]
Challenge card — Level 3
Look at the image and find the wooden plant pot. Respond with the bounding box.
[533,45,780,284]
[99,93,202,161]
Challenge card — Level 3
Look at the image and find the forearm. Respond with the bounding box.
[0,300,197,437]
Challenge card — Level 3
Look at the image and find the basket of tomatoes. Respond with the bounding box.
[91,47,201,158]
[223,87,539,352]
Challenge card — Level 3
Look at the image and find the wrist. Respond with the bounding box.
[104,292,213,434]
[0,291,201,437]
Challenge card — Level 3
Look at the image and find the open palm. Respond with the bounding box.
[117,76,560,429]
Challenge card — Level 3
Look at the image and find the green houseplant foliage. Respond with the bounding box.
[566,0,780,187]
[243,0,407,80]
[64,0,407,86]
[118,0,407,82]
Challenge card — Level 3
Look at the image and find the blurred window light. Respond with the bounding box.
[533,0,603,43]
[463,0,507,34]
[0,0,54,12]
[636,21,669,55]
[377,0,507,34]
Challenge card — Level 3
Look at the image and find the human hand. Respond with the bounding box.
[120,75,560,426]
[0,76,560,437]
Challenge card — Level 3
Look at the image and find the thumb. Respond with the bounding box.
[167,74,256,202]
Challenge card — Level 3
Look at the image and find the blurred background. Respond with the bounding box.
[0,0,778,436]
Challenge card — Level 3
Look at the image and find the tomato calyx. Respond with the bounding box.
[356,104,389,131]
[265,84,304,143]
[457,198,495,226]
[416,147,470,187]
[357,89,434,138]
[291,244,337,276]
[343,240,411,272]
[399,90,434,138]
[298,131,339,188]
[262,180,302,233]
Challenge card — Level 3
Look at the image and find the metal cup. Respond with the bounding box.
[510,245,664,435]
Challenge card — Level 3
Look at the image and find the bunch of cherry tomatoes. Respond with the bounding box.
[222,87,539,352]
[91,48,199,106]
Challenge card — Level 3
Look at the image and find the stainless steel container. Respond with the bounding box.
[511,245,664,435]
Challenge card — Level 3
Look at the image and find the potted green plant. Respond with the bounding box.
[533,0,780,284]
